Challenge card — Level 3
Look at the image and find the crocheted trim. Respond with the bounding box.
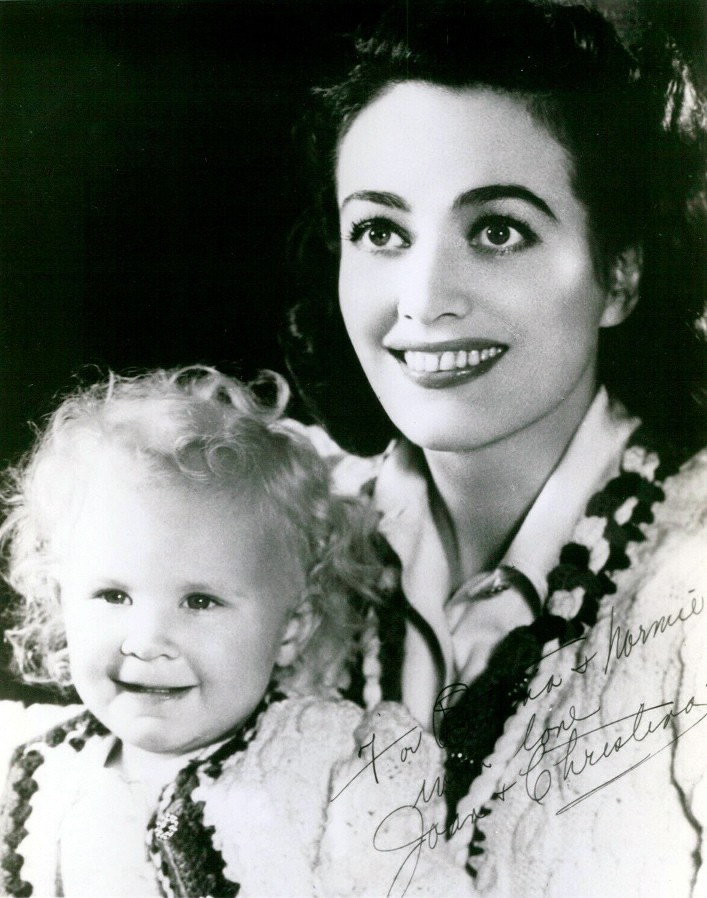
[1,692,286,898]
[440,433,675,876]
[147,688,286,898]
[0,711,108,897]
[342,527,406,709]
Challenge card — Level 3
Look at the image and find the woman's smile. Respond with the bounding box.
[386,341,507,387]
[336,82,631,454]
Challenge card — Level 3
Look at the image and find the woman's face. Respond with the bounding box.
[336,83,628,453]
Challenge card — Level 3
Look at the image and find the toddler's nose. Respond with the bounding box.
[120,605,179,661]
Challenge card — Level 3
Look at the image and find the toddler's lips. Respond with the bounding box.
[114,679,194,696]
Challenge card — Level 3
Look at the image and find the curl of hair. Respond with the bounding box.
[285,0,707,456]
[0,366,383,697]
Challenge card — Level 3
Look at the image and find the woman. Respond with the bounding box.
[287,1,707,895]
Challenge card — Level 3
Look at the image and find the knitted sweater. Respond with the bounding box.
[0,695,473,898]
[317,425,707,898]
[457,448,707,898]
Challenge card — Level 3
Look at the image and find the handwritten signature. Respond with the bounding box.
[517,693,707,813]
[331,719,490,896]
[603,588,704,673]
[331,588,705,896]
[372,800,489,898]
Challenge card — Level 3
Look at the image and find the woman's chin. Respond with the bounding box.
[377,392,502,453]
[386,415,495,454]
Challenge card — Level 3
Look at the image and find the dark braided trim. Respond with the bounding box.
[148,689,286,898]
[372,535,408,704]
[438,432,680,871]
[342,527,408,706]
[1,747,43,898]
[0,710,108,896]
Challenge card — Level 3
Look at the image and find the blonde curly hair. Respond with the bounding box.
[0,366,383,697]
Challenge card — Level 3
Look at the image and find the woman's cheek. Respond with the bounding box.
[341,257,397,336]
[339,263,373,338]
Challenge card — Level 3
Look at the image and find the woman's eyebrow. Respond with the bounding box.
[453,184,557,220]
[339,190,410,212]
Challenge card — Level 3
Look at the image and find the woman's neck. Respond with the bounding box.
[424,389,596,584]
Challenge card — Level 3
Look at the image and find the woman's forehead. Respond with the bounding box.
[336,82,578,216]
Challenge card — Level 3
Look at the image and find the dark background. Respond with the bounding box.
[0,0,390,469]
[0,0,705,700]
[2,0,706,467]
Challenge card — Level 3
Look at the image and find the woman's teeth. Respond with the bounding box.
[403,346,504,373]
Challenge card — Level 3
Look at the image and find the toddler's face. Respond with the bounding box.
[57,460,307,758]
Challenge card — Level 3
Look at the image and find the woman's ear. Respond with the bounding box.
[276,598,320,668]
[600,245,642,328]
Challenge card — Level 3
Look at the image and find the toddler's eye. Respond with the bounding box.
[346,217,410,252]
[94,589,131,605]
[469,216,536,253]
[182,593,221,611]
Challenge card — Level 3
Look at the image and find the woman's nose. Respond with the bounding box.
[396,238,470,324]
[120,605,179,661]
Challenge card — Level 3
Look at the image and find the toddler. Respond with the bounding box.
[0,367,471,898]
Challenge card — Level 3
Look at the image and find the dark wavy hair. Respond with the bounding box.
[285,0,707,457]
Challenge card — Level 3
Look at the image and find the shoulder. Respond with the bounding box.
[642,448,707,738]
[0,701,85,782]
[0,703,100,898]
[196,697,468,898]
[193,696,366,896]
[655,446,707,531]
[601,444,707,593]
[202,695,365,802]
[598,446,707,674]
[290,420,387,496]
[198,694,440,823]
[624,446,707,599]
[250,693,364,758]
[235,694,445,793]
[0,699,83,741]
[1,703,104,818]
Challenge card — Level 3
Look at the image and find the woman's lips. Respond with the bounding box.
[386,341,507,387]
[404,345,504,373]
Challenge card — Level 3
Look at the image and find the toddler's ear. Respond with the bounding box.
[600,245,642,328]
[276,598,320,668]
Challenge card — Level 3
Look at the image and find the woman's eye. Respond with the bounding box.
[182,593,221,611]
[94,589,131,605]
[469,217,536,253]
[346,218,409,252]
